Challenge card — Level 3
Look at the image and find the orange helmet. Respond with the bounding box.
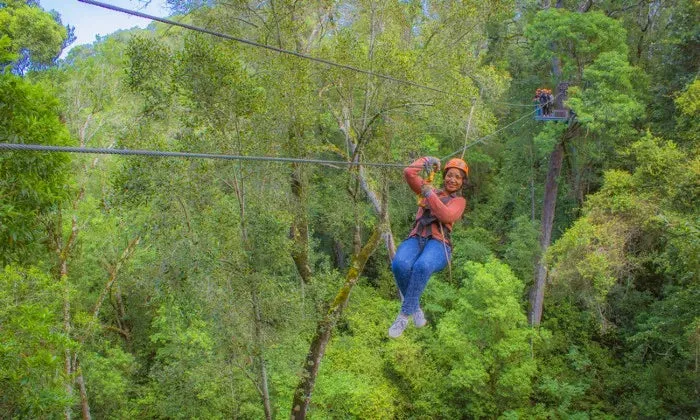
[443,158,469,178]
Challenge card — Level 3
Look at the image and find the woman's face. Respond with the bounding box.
[444,168,464,194]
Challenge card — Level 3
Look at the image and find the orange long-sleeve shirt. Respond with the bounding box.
[404,157,466,244]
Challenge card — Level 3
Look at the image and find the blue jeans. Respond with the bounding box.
[391,236,450,315]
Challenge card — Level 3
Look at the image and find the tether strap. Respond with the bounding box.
[438,222,453,282]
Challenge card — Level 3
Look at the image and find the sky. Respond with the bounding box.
[40,0,171,56]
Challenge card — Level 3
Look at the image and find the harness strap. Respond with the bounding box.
[413,193,455,246]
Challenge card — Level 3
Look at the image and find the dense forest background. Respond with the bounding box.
[1,0,698,418]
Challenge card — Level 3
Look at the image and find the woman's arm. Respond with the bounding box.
[404,157,438,195]
[425,194,466,224]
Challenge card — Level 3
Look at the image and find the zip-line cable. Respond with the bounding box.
[0,143,419,168]
[0,97,550,167]
[441,109,537,160]
[487,100,541,107]
[78,0,553,110]
[78,0,465,99]
[441,93,564,161]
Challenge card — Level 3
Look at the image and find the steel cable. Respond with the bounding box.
[79,0,466,99]
[0,143,422,168]
[441,93,564,160]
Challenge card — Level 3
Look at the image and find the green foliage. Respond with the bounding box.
[177,34,265,119]
[452,226,496,265]
[674,77,700,146]
[546,133,699,416]
[0,266,73,417]
[433,259,536,418]
[0,73,74,264]
[533,123,566,159]
[526,9,627,82]
[504,215,539,282]
[0,0,68,70]
[2,1,697,418]
[81,345,137,419]
[675,77,700,116]
[140,299,230,419]
[126,35,174,117]
[567,51,646,135]
[313,287,400,419]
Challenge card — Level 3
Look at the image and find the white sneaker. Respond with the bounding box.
[413,308,427,328]
[388,314,409,338]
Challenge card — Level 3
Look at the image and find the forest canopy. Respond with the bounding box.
[0,0,698,418]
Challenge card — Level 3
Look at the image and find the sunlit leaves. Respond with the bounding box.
[0,0,68,71]
[675,77,700,116]
[548,134,697,322]
[0,266,73,417]
[177,34,265,120]
[435,259,536,417]
[0,73,74,264]
[567,51,645,135]
[525,9,627,82]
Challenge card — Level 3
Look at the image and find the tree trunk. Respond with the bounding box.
[529,140,564,326]
[228,173,274,418]
[529,142,537,222]
[63,264,73,420]
[75,358,92,420]
[291,226,383,419]
[357,164,396,260]
[251,288,273,420]
[56,211,80,420]
[332,238,346,270]
[340,2,396,262]
[530,0,567,327]
[578,0,593,12]
[273,0,329,285]
[290,163,312,283]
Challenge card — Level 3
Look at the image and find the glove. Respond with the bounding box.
[421,183,434,198]
[423,156,440,173]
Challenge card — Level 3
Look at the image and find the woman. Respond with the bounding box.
[389,156,468,338]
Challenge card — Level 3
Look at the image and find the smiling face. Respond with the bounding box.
[443,168,465,194]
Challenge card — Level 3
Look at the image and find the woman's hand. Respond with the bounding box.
[423,156,441,173]
[421,183,434,197]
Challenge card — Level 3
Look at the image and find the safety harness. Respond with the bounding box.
[413,193,456,246]
[412,192,456,282]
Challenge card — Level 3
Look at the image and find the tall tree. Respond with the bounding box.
[525,7,644,325]
[0,0,70,72]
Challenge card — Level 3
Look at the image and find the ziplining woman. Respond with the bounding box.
[389,156,468,338]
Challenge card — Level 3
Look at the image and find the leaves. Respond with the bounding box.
[0,73,74,264]
[0,266,73,416]
[0,0,68,71]
[1,0,698,418]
